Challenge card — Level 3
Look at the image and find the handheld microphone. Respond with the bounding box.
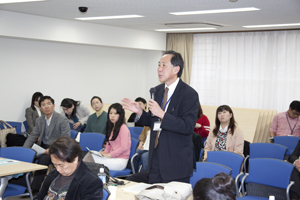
[149,88,156,116]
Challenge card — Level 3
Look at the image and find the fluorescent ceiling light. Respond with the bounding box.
[0,0,45,3]
[76,15,144,20]
[155,28,216,32]
[169,7,260,15]
[243,23,300,28]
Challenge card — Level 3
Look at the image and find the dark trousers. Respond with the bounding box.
[148,144,190,184]
[32,143,50,191]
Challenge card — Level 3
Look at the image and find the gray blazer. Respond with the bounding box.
[25,107,42,134]
[23,111,70,148]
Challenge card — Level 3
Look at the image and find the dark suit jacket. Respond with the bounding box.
[34,162,103,200]
[138,79,199,180]
[289,140,300,163]
[25,107,43,134]
[23,111,70,148]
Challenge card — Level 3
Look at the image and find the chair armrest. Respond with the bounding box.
[235,172,244,197]
[240,173,249,196]
[130,153,139,174]
[286,181,294,200]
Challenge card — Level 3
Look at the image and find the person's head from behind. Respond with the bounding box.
[61,98,79,116]
[49,136,82,177]
[193,172,235,200]
[213,105,236,136]
[91,96,103,112]
[31,92,43,109]
[158,50,184,85]
[288,100,300,119]
[106,103,125,141]
[135,97,147,111]
[39,96,55,116]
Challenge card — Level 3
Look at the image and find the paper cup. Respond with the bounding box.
[108,185,117,199]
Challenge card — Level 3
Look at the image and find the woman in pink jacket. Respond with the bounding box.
[86,103,131,171]
[204,105,244,161]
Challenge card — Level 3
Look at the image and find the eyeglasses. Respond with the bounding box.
[41,103,52,108]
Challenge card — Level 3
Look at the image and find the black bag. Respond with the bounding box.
[84,162,110,183]
[6,133,26,147]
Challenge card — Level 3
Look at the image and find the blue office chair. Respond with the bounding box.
[207,151,244,196]
[244,143,287,173]
[0,147,37,200]
[103,187,110,200]
[70,130,78,140]
[238,158,294,200]
[128,127,143,140]
[274,136,300,156]
[190,161,232,188]
[79,132,106,151]
[110,137,139,177]
[23,121,28,132]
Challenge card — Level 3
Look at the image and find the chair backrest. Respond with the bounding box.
[249,143,287,160]
[79,132,106,151]
[207,151,244,178]
[190,162,232,188]
[129,137,139,158]
[103,187,110,200]
[128,127,143,140]
[0,147,36,163]
[246,158,294,189]
[23,121,28,132]
[274,136,300,155]
[0,121,22,134]
[70,130,78,139]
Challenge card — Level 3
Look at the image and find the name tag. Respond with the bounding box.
[153,121,161,131]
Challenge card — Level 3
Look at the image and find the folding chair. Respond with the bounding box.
[238,158,294,200]
[110,137,139,177]
[0,147,37,200]
[190,161,232,188]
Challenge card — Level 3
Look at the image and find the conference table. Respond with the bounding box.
[0,158,47,200]
[109,179,193,200]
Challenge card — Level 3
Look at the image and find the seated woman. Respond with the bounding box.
[194,101,210,139]
[204,105,244,161]
[127,97,147,127]
[61,98,91,132]
[84,96,107,134]
[25,92,43,134]
[34,136,103,200]
[83,103,131,171]
[193,172,235,200]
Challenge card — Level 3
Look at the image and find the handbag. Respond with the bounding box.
[0,120,17,147]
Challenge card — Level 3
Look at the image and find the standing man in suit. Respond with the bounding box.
[289,140,300,199]
[122,50,199,184]
[23,95,70,193]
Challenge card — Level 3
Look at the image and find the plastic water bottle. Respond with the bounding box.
[98,167,106,184]
[269,195,275,200]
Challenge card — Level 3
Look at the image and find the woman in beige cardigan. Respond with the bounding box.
[204,105,244,161]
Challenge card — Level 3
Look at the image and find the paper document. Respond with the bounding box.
[32,143,46,157]
[122,183,152,194]
[86,147,104,157]
[0,159,20,166]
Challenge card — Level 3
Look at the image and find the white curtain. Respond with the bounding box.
[190,30,300,112]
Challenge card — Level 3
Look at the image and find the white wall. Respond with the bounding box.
[0,37,162,122]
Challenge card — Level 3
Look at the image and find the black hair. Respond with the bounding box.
[39,96,54,107]
[105,103,125,142]
[290,100,300,113]
[90,96,103,105]
[135,97,147,110]
[60,98,80,120]
[49,136,82,162]
[213,105,236,136]
[197,101,203,119]
[193,172,235,200]
[163,50,184,77]
[31,92,43,110]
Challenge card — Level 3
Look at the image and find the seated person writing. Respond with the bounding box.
[83,103,131,171]
[270,100,300,138]
[34,136,103,200]
[61,98,91,132]
[84,96,107,134]
[193,172,235,200]
[204,105,244,160]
